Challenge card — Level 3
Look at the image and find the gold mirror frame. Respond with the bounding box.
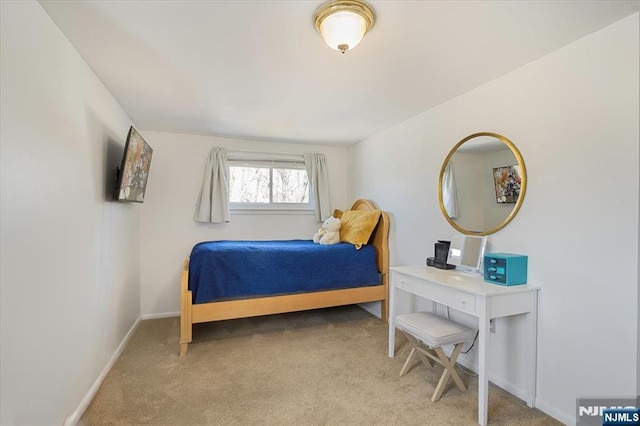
[438,132,527,236]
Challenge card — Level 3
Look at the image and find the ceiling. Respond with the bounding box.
[39,0,639,146]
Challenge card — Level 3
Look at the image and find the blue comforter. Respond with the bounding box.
[188,240,380,304]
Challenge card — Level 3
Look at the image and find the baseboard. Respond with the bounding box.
[454,356,527,402]
[63,317,141,426]
[140,311,179,320]
[357,301,382,319]
[454,357,567,425]
[534,398,573,425]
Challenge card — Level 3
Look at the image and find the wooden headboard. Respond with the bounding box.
[350,199,390,279]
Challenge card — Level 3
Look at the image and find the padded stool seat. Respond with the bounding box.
[396,312,476,402]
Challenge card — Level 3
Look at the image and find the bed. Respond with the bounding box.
[179,199,390,356]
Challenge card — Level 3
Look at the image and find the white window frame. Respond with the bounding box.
[228,153,315,214]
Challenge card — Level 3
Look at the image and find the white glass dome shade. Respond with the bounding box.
[313,0,375,53]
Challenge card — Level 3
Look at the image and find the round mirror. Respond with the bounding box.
[438,132,527,236]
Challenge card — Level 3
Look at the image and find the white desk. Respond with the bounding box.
[388,265,539,426]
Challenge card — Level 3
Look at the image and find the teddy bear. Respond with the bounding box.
[312,216,341,245]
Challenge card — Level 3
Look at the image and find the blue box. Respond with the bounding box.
[484,253,528,286]
[602,408,640,425]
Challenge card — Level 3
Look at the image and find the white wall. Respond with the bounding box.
[138,131,349,316]
[349,14,639,425]
[0,2,140,424]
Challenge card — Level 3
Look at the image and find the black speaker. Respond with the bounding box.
[433,240,455,270]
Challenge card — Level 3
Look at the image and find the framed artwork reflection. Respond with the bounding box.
[493,165,522,203]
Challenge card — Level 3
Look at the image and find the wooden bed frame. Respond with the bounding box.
[179,199,390,357]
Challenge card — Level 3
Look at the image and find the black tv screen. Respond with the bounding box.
[115,126,153,202]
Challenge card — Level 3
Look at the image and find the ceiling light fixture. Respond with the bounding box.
[313,0,375,54]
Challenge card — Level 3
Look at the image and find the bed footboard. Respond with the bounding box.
[179,258,192,357]
[178,259,386,357]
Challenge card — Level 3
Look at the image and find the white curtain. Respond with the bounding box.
[442,162,459,219]
[193,147,230,223]
[304,153,331,222]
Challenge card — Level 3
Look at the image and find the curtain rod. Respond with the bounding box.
[228,149,307,162]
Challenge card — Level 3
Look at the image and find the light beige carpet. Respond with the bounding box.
[80,306,561,425]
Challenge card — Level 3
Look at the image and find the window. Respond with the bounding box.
[228,156,313,212]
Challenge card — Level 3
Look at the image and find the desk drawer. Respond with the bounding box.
[454,291,476,314]
[394,273,455,305]
[395,275,421,293]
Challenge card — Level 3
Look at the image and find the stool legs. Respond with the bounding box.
[432,343,466,402]
[399,347,417,376]
[399,331,468,402]
[399,333,434,376]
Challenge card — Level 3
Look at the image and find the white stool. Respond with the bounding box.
[396,311,476,402]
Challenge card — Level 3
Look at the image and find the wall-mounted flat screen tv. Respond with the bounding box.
[115,126,153,202]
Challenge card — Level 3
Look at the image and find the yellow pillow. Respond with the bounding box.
[340,209,381,249]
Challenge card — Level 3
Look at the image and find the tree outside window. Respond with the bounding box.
[229,162,311,209]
